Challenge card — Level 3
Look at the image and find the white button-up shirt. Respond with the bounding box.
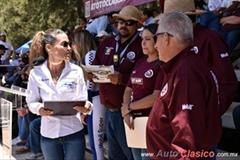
[27,60,88,138]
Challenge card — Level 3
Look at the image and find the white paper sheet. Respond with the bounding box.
[124,116,148,149]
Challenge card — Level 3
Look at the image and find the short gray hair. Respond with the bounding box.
[158,12,193,45]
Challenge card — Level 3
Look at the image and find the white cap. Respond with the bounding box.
[96,31,108,37]
[0,32,6,36]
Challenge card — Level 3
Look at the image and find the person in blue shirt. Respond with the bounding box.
[86,11,118,46]
[141,8,155,26]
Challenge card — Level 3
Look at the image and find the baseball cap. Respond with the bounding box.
[0,44,8,50]
[96,31,108,38]
[0,32,7,36]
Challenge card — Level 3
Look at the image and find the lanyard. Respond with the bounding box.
[115,32,139,59]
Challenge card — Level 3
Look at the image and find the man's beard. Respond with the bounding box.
[118,27,130,38]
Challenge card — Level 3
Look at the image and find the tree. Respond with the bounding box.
[0,0,160,51]
[0,0,83,50]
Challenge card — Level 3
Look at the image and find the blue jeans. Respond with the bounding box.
[25,111,39,149]
[18,115,29,140]
[220,30,240,52]
[105,109,133,160]
[29,117,41,153]
[131,148,151,160]
[233,105,240,134]
[41,129,85,160]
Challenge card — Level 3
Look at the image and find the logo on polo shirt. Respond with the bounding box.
[160,83,168,96]
[105,47,114,55]
[191,46,199,54]
[145,69,154,78]
[182,104,194,110]
[41,78,49,81]
[127,51,135,60]
[131,77,143,85]
[61,81,76,89]
[220,52,229,58]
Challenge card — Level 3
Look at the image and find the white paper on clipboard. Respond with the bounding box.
[82,65,114,83]
[124,116,148,149]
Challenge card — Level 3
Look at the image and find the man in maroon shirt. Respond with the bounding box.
[91,5,145,159]
[163,0,238,118]
[147,12,222,160]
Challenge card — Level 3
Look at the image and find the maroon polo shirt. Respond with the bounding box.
[193,23,238,115]
[92,32,145,109]
[146,47,222,159]
[127,58,163,117]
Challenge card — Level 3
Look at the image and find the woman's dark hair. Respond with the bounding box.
[143,23,161,68]
[144,23,159,42]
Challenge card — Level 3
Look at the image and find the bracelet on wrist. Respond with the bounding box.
[127,103,131,111]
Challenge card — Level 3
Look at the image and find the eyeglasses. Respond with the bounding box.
[117,19,138,26]
[61,41,70,47]
[154,32,174,37]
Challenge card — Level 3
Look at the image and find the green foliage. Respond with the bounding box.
[137,0,161,12]
[0,0,83,51]
[0,0,160,51]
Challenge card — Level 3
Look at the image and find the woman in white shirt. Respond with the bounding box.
[26,29,92,160]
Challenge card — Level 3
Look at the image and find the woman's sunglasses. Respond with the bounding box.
[61,41,70,47]
[117,19,138,26]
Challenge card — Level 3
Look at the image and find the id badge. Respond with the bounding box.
[113,54,119,67]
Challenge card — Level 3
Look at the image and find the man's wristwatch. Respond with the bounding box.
[219,11,223,15]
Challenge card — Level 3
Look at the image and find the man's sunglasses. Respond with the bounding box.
[117,19,138,26]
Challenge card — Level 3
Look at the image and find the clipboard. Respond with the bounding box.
[124,117,148,149]
[43,100,86,116]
